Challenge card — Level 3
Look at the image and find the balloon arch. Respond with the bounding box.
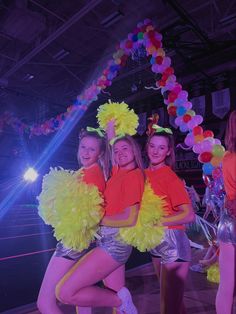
[0,19,225,177]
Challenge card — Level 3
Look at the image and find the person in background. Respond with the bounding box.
[216,110,236,314]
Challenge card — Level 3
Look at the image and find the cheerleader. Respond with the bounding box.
[37,128,108,314]
[55,133,144,314]
[145,124,195,314]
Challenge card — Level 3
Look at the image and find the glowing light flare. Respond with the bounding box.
[23,167,38,182]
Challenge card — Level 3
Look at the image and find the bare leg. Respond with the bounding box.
[216,242,235,314]
[152,256,161,280]
[160,261,189,314]
[37,255,75,314]
[103,265,125,291]
[103,265,125,314]
[56,248,123,307]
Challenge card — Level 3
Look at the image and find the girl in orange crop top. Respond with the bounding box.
[37,128,108,314]
[145,126,195,314]
[56,134,144,314]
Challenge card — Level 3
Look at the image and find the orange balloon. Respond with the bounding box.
[210,156,222,167]
[194,134,204,143]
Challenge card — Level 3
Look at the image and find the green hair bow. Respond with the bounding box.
[109,134,125,145]
[152,124,173,135]
[86,126,104,137]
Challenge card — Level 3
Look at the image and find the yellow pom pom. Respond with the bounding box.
[119,182,165,252]
[37,168,104,251]
[207,263,220,284]
[97,100,138,136]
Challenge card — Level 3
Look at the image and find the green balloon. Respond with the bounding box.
[212,144,225,157]
[137,32,144,39]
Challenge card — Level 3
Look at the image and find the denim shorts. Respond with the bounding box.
[97,226,132,264]
[150,228,191,264]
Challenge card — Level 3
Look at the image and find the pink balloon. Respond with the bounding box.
[172,84,182,95]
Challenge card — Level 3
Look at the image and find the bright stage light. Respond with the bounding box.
[23,167,38,182]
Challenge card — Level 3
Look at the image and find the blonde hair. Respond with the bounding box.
[78,129,110,180]
[112,135,144,173]
[146,133,176,169]
[225,110,236,153]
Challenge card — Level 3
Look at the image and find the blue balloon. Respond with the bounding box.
[132,34,138,42]
[176,106,187,116]
[150,57,156,65]
[202,163,214,175]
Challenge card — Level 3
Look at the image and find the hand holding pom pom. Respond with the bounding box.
[97,100,138,137]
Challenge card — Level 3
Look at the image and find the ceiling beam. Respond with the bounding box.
[1,0,103,80]
[165,0,213,47]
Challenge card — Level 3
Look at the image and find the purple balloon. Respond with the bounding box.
[180,124,188,132]
[175,116,183,126]
[187,119,198,130]
[193,143,202,154]
[184,101,192,110]
[174,98,185,106]
[185,133,195,147]
[165,81,175,90]
[178,90,188,100]
[214,138,221,145]
[168,75,176,82]
[194,115,203,124]
[161,86,169,95]
[163,57,171,67]
[151,64,159,73]
[201,139,213,152]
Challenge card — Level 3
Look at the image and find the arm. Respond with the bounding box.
[162,203,195,226]
[199,249,219,267]
[101,204,139,227]
[106,119,116,142]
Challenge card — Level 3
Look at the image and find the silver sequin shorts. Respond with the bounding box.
[54,241,95,261]
[217,209,236,244]
[97,226,132,264]
[150,228,191,264]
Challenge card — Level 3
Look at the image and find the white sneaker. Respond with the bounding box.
[117,287,138,314]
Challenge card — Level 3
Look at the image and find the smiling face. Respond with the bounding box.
[78,136,101,168]
[113,139,136,170]
[147,135,170,169]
